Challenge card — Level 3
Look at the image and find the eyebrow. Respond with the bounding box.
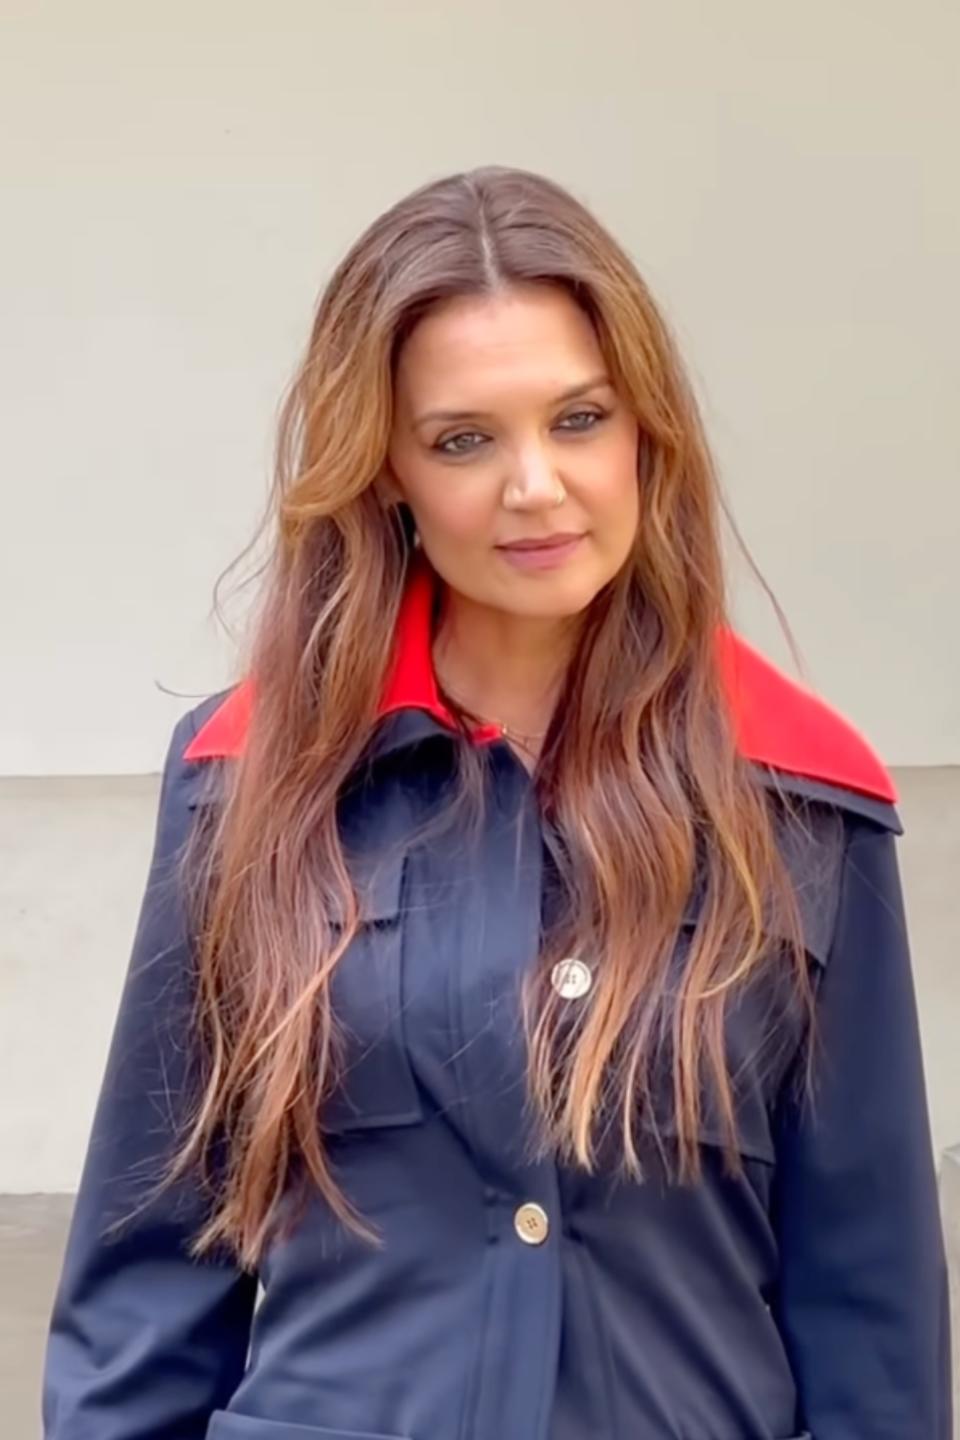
[412,373,614,430]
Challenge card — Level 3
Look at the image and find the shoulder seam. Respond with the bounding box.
[755,763,903,835]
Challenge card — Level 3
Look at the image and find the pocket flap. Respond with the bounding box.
[320,848,422,1134]
[336,845,405,926]
[184,752,404,927]
[207,1409,412,1440]
[681,802,844,968]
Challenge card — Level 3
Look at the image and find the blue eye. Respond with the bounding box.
[434,431,488,457]
[433,409,605,456]
[557,409,605,432]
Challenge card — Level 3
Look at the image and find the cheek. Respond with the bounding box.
[405,473,495,544]
[585,432,640,537]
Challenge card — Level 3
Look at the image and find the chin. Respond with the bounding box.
[496,572,606,621]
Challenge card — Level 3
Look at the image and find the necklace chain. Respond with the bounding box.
[469,705,547,747]
[434,643,550,753]
[498,719,548,747]
[440,683,548,750]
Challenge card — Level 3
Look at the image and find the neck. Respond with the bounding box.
[433,587,580,746]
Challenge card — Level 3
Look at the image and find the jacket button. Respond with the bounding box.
[550,957,592,999]
[514,1202,550,1245]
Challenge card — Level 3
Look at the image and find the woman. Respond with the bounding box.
[43,166,949,1439]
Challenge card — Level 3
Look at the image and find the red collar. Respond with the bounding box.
[376,560,501,744]
[183,561,896,804]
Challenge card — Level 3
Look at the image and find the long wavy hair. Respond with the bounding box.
[167,165,809,1269]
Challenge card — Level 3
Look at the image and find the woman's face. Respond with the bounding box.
[386,284,640,620]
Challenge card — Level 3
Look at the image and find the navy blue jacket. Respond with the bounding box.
[43,570,950,1440]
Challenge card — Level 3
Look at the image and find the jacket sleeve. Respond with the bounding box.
[772,816,951,1439]
[42,714,258,1440]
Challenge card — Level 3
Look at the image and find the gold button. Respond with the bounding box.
[514,1201,550,1245]
[550,957,592,999]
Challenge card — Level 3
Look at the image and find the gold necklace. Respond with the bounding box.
[470,706,548,749]
[497,720,549,755]
[439,682,549,750]
[433,639,551,752]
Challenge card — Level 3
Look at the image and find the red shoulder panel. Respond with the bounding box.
[182,680,254,762]
[717,630,897,804]
[182,632,897,806]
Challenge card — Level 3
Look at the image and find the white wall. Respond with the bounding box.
[2,0,957,773]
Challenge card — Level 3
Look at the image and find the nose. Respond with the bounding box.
[502,442,562,511]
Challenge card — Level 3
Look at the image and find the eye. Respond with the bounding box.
[556,408,606,433]
[433,431,489,457]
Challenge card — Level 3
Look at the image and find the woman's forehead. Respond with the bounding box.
[393,286,605,412]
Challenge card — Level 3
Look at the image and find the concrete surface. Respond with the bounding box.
[0,1196,71,1439]
[1,765,958,1435]
[0,773,159,1192]
[894,767,960,1167]
[943,1147,960,1434]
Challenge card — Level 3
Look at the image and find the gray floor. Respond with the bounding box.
[1,1197,72,1435]
[5,766,959,1437]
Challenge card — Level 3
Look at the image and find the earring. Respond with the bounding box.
[392,498,420,550]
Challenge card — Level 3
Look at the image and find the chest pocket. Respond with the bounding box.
[637,801,844,1170]
[625,933,785,1169]
[320,846,423,1135]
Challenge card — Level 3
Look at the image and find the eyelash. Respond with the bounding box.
[433,408,607,457]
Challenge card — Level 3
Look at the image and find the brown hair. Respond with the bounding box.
[167,166,809,1269]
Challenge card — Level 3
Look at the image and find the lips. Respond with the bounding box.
[497,533,584,552]
[495,533,586,572]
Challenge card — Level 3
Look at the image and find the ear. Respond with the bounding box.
[375,460,405,509]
